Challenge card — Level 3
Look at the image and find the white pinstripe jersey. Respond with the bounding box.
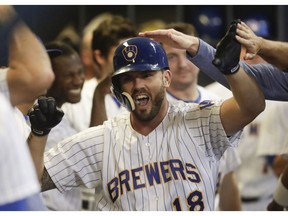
[44,100,241,211]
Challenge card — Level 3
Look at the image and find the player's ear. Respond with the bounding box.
[93,49,105,66]
[163,69,171,87]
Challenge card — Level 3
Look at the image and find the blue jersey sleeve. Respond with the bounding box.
[189,39,288,101]
[0,193,45,211]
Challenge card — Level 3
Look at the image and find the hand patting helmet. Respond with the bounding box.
[111,37,169,111]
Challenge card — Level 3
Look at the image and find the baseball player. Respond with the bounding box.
[37,41,85,211]
[0,92,45,210]
[0,5,54,210]
[28,21,265,211]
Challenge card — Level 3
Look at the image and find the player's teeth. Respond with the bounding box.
[70,89,81,94]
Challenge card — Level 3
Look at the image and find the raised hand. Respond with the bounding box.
[139,28,198,52]
[236,21,263,61]
[28,96,64,136]
[212,19,242,75]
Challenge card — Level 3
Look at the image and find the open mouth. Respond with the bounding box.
[69,88,81,95]
[134,94,149,106]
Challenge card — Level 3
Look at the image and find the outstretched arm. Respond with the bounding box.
[140,24,288,102]
[27,97,63,190]
[0,5,54,106]
[140,22,265,135]
[236,21,288,72]
[90,74,112,127]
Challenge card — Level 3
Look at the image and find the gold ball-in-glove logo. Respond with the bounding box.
[122,45,138,62]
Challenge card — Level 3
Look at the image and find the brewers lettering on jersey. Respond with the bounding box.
[38,31,265,211]
[45,100,241,211]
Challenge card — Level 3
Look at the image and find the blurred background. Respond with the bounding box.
[4,5,288,85]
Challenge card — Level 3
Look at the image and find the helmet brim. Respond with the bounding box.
[112,63,167,78]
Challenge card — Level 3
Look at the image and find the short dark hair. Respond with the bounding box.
[45,40,80,69]
[92,15,137,59]
[165,22,199,37]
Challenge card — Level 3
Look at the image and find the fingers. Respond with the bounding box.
[38,96,56,114]
[34,107,47,123]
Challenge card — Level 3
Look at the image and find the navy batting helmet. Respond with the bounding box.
[111,37,169,111]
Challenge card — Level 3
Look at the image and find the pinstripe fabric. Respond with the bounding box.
[41,116,82,210]
[44,100,241,211]
[0,93,40,205]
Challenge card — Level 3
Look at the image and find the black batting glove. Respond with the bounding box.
[212,19,241,75]
[28,96,64,136]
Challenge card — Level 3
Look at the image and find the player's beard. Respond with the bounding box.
[132,84,166,122]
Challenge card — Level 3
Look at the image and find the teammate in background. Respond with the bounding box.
[0,5,54,210]
[163,22,241,211]
[55,23,81,53]
[27,20,265,210]
[235,21,288,211]
[38,41,84,210]
[80,13,112,81]
[62,15,136,131]
[190,20,288,102]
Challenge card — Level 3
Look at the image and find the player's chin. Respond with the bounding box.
[67,95,81,104]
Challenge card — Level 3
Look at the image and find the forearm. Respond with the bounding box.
[27,133,47,181]
[8,19,54,105]
[227,68,265,118]
[219,172,241,211]
[221,68,265,135]
[90,90,108,127]
[190,39,288,101]
[259,39,288,72]
[189,39,231,89]
[242,63,288,101]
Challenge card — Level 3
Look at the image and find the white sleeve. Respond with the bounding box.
[0,94,40,205]
[44,126,105,192]
[0,68,10,100]
[257,102,288,156]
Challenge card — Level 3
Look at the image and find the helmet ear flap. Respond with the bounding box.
[110,86,123,104]
[110,86,135,112]
[121,92,135,112]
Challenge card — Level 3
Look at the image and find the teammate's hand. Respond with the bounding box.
[235,21,263,61]
[212,19,241,75]
[28,96,64,136]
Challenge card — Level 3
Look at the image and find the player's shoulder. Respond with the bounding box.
[106,110,130,127]
[197,85,222,101]
[169,99,219,112]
